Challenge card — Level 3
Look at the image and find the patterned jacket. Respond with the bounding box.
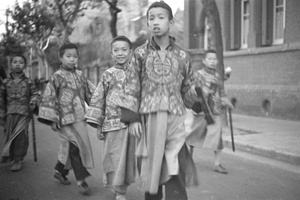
[0,73,39,119]
[38,66,94,126]
[85,65,127,132]
[120,37,197,115]
[194,67,224,115]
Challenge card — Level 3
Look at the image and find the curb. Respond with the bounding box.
[222,128,300,166]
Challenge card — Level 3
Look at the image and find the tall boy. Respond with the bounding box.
[86,36,136,200]
[120,2,198,200]
[0,55,39,171]
[38,43,95,195]
[186,49,234,174]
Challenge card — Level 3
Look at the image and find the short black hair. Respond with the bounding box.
[59,43,79,57]
[11,54,27,65]
[147,1,173,20]
[204,49,217,58]
[110,35,132,49]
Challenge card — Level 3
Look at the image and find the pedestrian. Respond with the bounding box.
[85,36,136,200]
[0,54,39,171]
[38,43,95,195]
[118,2,199,200]
[186,49,234,174]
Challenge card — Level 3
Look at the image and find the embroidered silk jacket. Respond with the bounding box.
[85,65,127,132]
[38,66,95,126]
[120,37,197,115]
[0,73,39,119]
[194,67,224,115]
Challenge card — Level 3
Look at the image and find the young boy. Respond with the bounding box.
[118,2,199,200]
[186,49,234,174]
[85,36,136,200]
[38,43,95,195]
[0,55,39,171]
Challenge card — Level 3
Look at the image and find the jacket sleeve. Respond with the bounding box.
[85,72,108,128]
[0,80,6,120]
[118,53,142,113]
[181,52,198,109]
[37,75,60,125]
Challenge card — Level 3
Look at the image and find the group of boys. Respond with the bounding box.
[0,1,233,200]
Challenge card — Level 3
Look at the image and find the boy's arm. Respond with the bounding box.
[29,80,40,110]
[181,53,199,109]
[84,78,96,105]
[37,76,60,125]
[0,81,6,122]
[119,53,141,113]
[85,74,108,128]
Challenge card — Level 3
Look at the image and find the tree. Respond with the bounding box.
[4,0,56,79]
[104,0,121,38]
[201,0,225,90]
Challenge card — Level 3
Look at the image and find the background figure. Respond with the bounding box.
[119,2,199,200]
[38,43,95,196]
[86,36,136,200]
[186,49,234,174]
[0,55,39,171]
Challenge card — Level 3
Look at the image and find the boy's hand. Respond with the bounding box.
[51,122,60,132]
[97,126,105,140]
[129,122,142,139]
[0,118,5,126]
[221,97,234,109]
[30,103,36,111]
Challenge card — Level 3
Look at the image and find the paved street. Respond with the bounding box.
[0,119,300,200]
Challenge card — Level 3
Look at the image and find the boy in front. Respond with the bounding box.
[120,2,199,200]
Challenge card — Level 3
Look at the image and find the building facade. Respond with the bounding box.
[184,0,300,120]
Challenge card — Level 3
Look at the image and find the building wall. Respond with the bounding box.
[184,0,300,121]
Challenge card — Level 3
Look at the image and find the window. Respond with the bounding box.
[262,0,285,46]
[241,0,250,48]
[273,0,285,44]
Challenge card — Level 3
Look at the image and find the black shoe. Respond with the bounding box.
[54,171,71,185]
[78,181,91,196]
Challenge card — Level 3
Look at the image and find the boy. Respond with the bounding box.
[0,55,39,171]
[86,36,136,200]
[186,49,234,174]
[119,2,199,200]
[38,43,95,195]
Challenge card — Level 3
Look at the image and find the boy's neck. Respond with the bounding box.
[12,72,23,78]
[153,35,170,50]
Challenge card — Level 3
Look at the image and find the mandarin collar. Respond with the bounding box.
[60,65,76,72]
[149,36,176,51]
[10,72,26,79]
[204,66,217,75]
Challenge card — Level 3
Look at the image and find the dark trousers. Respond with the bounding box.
[55,142,90,181]
[144,144,189,200]
[11,130,29,161]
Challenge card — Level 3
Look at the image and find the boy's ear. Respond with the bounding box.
[169,19,174,25]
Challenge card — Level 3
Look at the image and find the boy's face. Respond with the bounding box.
[203,53,218,69]
[111,40,132,66]
[11,56,26,74]
[60,48,78,69]
[147,7,172,37]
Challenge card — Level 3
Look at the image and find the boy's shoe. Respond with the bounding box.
[214,164,228,174]
[116,194,127,200]
[78,181,91,196]
[10,161,22,172]
[54,171,71,185]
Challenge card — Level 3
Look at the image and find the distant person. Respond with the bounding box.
[86,35,136,200]
[186,49,234,174]
[0,54,39,171]
[38,43,95,195]
[118,2,199,200]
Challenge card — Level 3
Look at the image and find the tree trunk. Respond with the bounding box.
[105,0,121,38]
[201,0,224,91]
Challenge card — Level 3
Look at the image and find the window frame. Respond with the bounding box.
[272,0,285,45]
[241,0,250,49]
